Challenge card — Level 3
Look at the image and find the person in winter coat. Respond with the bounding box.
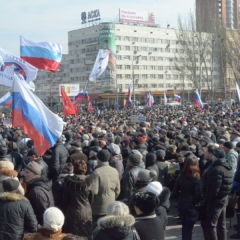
[13,129,23,153]
[91,150,120,223]
[64,131,73,151]
[24,207,71,240]
[48,137,69,181]
[87,146,102,175]
[223,141,238,172]
[107,143,124,180]
[132,138,148,163]
[155,150,169,186]
[23,161,54,225]
[67,141,88,164]
[133,191,164,240]
[0,179,37,240]
[165,145,178,161]
[6,141,22,170]
[94,201,138,240]
[27,148,49,178]
[145,153,159,181]
[203,148,233,240]
[62,160,93,239]
[173,158,201,240]
[0,161,24,195]
[146,182,171,237]
[52,163,74,210]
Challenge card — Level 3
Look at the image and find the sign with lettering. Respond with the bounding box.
[81,9,101,24]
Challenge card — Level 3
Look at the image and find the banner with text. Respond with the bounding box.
[119,9,155,26]
[59,84,79,97]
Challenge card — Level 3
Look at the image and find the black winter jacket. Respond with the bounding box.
[203,158,233,206]
[0,192,37,240]
[35,157,49,179]
[94,215,136,240]
[25,177,54,225]
[173,174,201,206]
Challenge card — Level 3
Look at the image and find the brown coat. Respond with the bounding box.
[67,150,88,163]
[24,228,71,240]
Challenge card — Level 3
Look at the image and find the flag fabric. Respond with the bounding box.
[164,92,167,106]
[88,101,95,111]
[89,49,110,81]
[193,89,204,110]
[0,47,38,88]
[61,87,76,116]
[20,36,62,73]
[174,94,181,101]
[0,92,12,106]
[236,82,240,103]
[125,84,132,107]
[12,78,64,155]
[146,92,154,108]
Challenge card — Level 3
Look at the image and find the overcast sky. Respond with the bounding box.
[1,0,194,56]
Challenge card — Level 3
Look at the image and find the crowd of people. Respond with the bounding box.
[0,103,240,239]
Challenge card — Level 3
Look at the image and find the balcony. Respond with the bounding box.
[85,40,99,46]
[86,50,98,56]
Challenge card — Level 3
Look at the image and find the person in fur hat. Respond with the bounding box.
[0,178,37,240]
[94,201,138,240]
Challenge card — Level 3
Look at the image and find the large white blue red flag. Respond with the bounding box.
[147,92,154,107]
[174,94,181,101]
[0,47,38,88]
[193,89,204,110]
[0,92,12,106]
[20,36,62,73]
[12,78,64,155]
[236,82,240,103]
[89,49,109,81]
[125,84,132,107]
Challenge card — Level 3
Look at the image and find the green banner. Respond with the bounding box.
[99,22,116,92]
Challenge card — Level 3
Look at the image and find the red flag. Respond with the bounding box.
[88,101,95,111]
[61,87,76,116]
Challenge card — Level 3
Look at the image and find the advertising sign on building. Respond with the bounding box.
[98,22,116,92]
[81,9,101,24]
[119,9,155,26]
[59,84,79,97]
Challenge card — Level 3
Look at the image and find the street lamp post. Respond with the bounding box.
[211,38,215,104]
[132,55,141,108]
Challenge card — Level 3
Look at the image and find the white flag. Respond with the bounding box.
[89,49,109,81]
[0,47,38,88]
[164,92,167,106]
[236,82,240,103]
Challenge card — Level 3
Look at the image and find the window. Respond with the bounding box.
[158,74,163,79]
[117,74,122,79]
[157,48,162,52]
[150,66,155,70]
[117,45,121,50]
[124,36,130,41]
[158,66,163,70]
[142,65,148,70]
[134,65,139,70]
[117,65,122,69]
[180,75,184,80]
[142,74,148,79]
[142,56,147,61]
[166,74,171,79]
[125,46,130,51]
[157,39,162,43]
[132,37,138,41]
[116,36,121,40]
[116,55,122,60]
[125,65,131,70]
[150,74,156,79]
[158,57,163,61]
[125,74,131,79]
[158,83,164,87]
[165,66,171,70]
[165,40,170,44]
[149,47,155,52]
[141,47,147,52]
[150,56,155,61]
[179,49,184,54]
[166,83,172,88]
[187,83,192,87]
[124,55,130,60]
[173,75,178,80]
[172,40,177,45]
[142,38,147,42]
[133,46,138,51]
[165,48,170,53]
[149,38,154,43]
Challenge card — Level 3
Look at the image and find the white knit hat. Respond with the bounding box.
[146,181,163,196]
[43,207,65,231]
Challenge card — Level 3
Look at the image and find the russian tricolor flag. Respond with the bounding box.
[20,36,62,73]
[12,78,64,155]
[174,94,181,101]
[125,84,132,107]
[0,92,12,106]
[193,89,204,111]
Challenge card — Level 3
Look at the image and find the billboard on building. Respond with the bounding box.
[97,22,116,92]
[59,84,79,97]
[119,9,155,26]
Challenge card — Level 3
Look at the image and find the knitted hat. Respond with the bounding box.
[137,169,156,182]
[134,192,159,214]
[151,137,160,145]
[156,150,166,158]
[146,181,163,196]
[70,141,81,148]
[180,145,190,151]
[128,154,141,166]
[26,140,34,149]
[0,140,7,152]
[25,161,42,175]
[89,146,102,153]
[133,138,141,145]
[0,161,14,170]
[43,207,65,231]
[97,149,110,162]
[2,179,19,192]
[236,142,240,148]
[90,139,99,147]
[217,139,225,145]
[122,139,130,146]
[223,141,233,149]
[27,148,39,157]
[212,148,226,158]
[107,143,121,155]
[60,163,74,174]
[146,153,156,163]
